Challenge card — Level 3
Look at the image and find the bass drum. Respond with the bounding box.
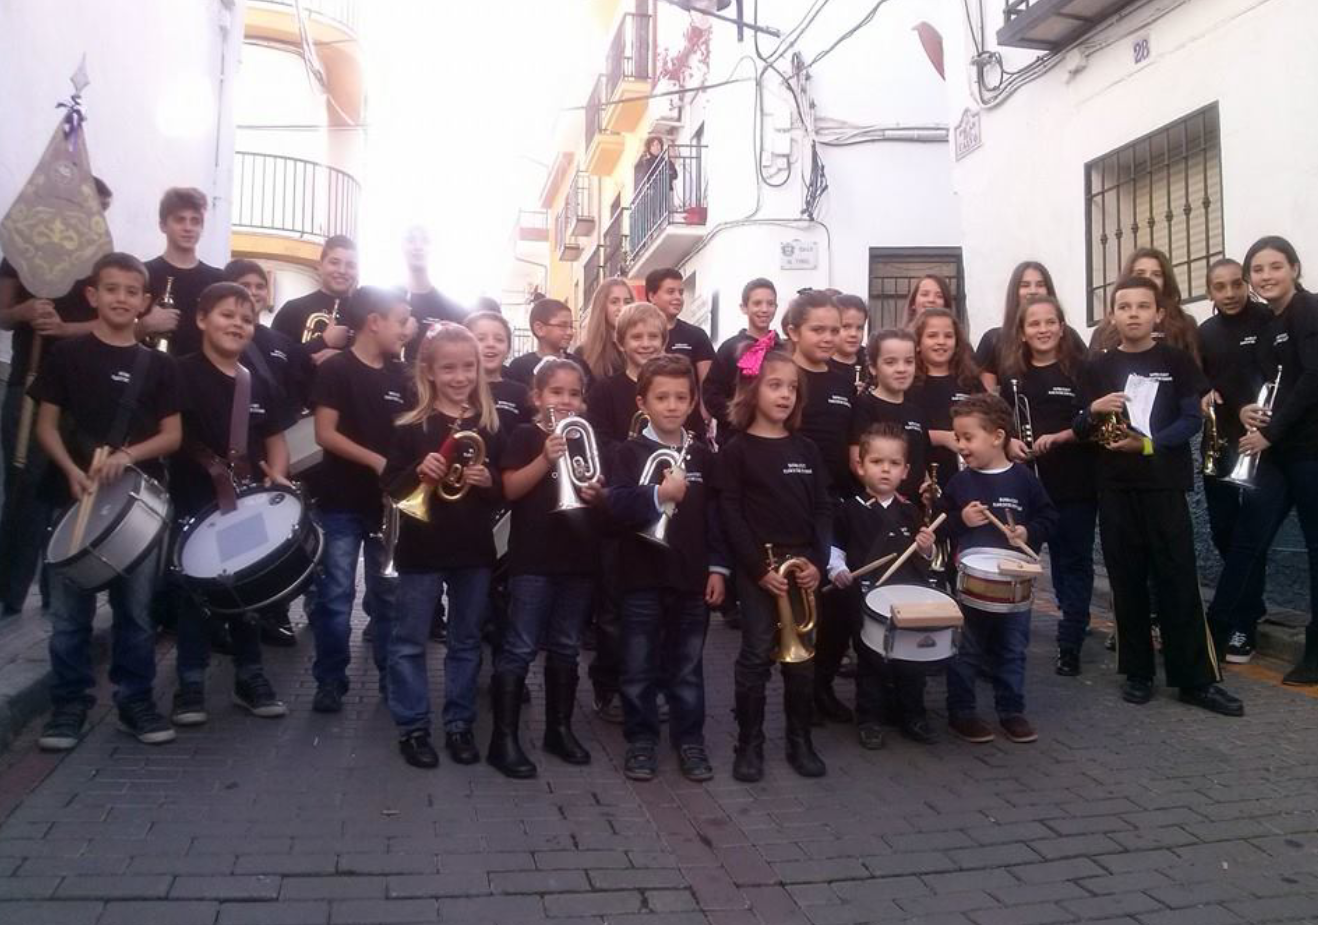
[174,485,322,615]
[47,467,172,592]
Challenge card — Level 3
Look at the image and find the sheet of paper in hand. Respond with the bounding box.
[1122,373,1159,438]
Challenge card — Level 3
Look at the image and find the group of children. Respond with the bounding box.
[17,185,1309,783]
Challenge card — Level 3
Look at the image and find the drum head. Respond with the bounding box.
[864,583,955,619]
[49,471,140,561]
[179,490,304,579]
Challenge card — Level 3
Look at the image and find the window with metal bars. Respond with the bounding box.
[1085,103,1225,324]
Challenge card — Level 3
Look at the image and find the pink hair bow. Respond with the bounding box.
[737,333,776,379]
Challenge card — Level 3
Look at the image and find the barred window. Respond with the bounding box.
[1085,104,1224,324]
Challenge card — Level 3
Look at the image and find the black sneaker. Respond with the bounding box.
[1224,632,1254,664]
[1179,684,1244,717]
[38,704,88,752]
[117,697,176,745]
[1122,677,1154,705]
[399,730,439,769]
[900,718,939,745]
[312,681,347,714]
[445,729,480,765]
[1056,647,1081,677]
[233,674,288,718]
[171,684,209,726]
[677,744,714,782]
[857,722,885,750]
[624,743,658,781]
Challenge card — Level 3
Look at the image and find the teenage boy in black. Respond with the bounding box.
[168,283,295,727]
[141,186,226,358]
[703,278,779,433]
[647,268,715,438]
[506,298,574,386]
[31,252,182,750]
[0,177,112,618]
[307,286,411,713]
[401,225,466,366]
[1076,275,1242,716]
[272,235,359,367]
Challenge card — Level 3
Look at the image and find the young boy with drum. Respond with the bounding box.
[940,393,1056,745]
[168,282,296,728]
[31,252,183,750]
[828,422,938,749]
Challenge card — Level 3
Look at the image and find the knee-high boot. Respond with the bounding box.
[543,658,591,764]
[784,665,826,778]
[732,687,766,782]
[487,672,537,779]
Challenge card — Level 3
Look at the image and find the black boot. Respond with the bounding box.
[1283,640,1318,686]
[784,669,826,778]
[487,673,537,779]
[732,687,766,783]
[543,659,591,765]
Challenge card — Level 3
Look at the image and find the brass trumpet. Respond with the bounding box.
[303,297,339,344]
[637,432,692,547]
[766,544,817,663]
[396,424,488,521]
[1093,409,1132,446]
[629,410,650,439]
[1010,377,1038,474]
[549,406,602,513]
[922,463,949,572]
[152,276,175,354]
[1225,367,1283,489]
[1201,401,1227,477]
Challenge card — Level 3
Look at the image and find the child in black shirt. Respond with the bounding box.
[998,296,1098,677]
[31,253,182,751]
[830,293,869,394]
[850,329,930,501]
[142,187,225,357]
[381,323,503,770]
[271,235,358,367]
[585,302,667,463]
[467,310,530,433]
[941,394,1056,745]
[647,268,716,439]
[704,278,778,434]
[1076,275,1242,716]
[717,347,832,782]
[490,358,604,778]
[506,298,573,386]
[829,423,937,748]
[606,356,727,782]
[909,308,983,490]
[169,283,295,728]
[306,286,411,713]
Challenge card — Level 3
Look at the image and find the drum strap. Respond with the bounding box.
[106,346,153,452]
[191,364,252,516]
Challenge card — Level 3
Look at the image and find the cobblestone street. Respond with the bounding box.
[2,601,1317,925]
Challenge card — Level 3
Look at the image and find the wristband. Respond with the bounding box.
[1141,436,1153,456]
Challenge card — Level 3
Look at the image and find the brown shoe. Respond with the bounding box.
[1000,714,1038,743]
[949,715,995,744]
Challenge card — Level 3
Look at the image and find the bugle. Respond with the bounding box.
[549,407,601,513]
[628,410,650,439]
[1201,401,1227,477]
[303,297,339,344]
[766,544,817,664]
[637,432,692,547]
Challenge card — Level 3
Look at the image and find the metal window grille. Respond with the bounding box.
[1085,104,1224,324]
[867,248,966,331]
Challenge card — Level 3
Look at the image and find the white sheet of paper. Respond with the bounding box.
[1122,373,1159,437]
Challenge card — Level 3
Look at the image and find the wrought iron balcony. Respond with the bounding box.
[517,209,549,244]
[998,0,1143,50]
[583,245,604,308]
[232,151,360,243]
[262,0,361,35]
[604,207,629,279]
[584,75,625,176]
[554,172,596,262]
[628,145,706,275]
[604,12,653,136]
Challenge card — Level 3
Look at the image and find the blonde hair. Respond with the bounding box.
[615,301,667,344]
[399,323,499,431]
[578,278,632,380]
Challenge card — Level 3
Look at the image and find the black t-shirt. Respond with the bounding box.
[29,334,180,502]
[704,330,762,430]
[829,354,869,394]
[247,324,313,414]
[404,288,466,366]
[940,463,1057,554]
[715,432,833,579]
[1077,342,1208,492]
[490,378,531,434]
[272,290,344,358]
[144,257,225,359]
[308,350,409,519]
[506,350,562,387]
[849,391,929,501]
[833,494,928,585]
[909,373,983,488]
[0,258,98,387]
[1258,289,1318,461]
[798,366,856,496]
[381,412,503,571]
[1199,303,1269,444]
[585,371,639,463]
[1000,362,1096,503]
[170,353,293,518]
[665,318,716,366]
[976,325,1086,377]
[501,424,600,575]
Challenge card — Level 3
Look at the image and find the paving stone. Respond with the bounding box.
[99,901,221,925]
[0,876,60,900]
[0,901,105,924]
[55,875,172,899]
[386,873,490,898]
[327,899,437,924]
[278,877,387,901]
[489,869,591,894]
[171,875,282,900]
[543,889,643,917]
[217,901,330,925]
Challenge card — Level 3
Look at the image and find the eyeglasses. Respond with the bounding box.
[541,322,575,331]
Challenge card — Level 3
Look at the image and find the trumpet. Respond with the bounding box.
[1201,401,1227,478]
[1093,409,1132,446]
[549,406,602,513]
[379,496,401,579]
[766,544,817,664]
[629,410,650,439]
[151,276,175,354]
[396,421,487,520]
[637,432,692,547]
[1010,378,1038,473]
[303,297,339,344]
[1224,367,1283,489]
[922,463,949,572]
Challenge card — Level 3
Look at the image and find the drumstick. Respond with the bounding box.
[821,553,897,594]
[982,508,1040,561]
[68,446,108,554]
[871,513,947,589]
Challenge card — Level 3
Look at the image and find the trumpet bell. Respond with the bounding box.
[396,484,431,522]
[1222,451,1260,489]
[769,547,818,664]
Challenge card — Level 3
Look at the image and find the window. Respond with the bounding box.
[1085,104,1224,324]
[867,247,966,330]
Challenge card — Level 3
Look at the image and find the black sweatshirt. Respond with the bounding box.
[506,349,563,387]
[849,391,929,501]
[145,257,226,358]
[715,432,833,579]
[829,352,869,394]
[798,365,857,495]
[705,330,763,430]
[381,412,503,571]
[1255,289,1318,461]
[976,325,1086,378]
[605,435,729,594]
[1075,342,1208,492]
[1199,302,1270,444]
[489,378,531,434]
[999,362,1096,504]
[939,463,1057,554]
[271,289,343,359]
[908,373,983,488]
[831,494,928,586]
[585,371,639,465]
[501,424,601,576]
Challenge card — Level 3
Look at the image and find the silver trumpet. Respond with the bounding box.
[1010,378,1038,474]
[638,432,693,547]
[549,407,602,512]
[1224,367,1283,489]
[379,496,401,579]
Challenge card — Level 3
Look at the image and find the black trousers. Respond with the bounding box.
[733,571,814,694]
[589,540,623,697]
[1098,488,1219,689]
[855,640,927,725]
[813,582,853,689]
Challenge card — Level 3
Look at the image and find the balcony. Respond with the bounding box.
[604,207,629,279]
[627,145,706,277]
[584,75,625,177]
[231,152,360,264]
[516,209,549,244]
[260,0,360,35]
[602,12,654,134]
[245,0,364,124]
[554,172,596,262]
[583,245,604,309]
[997,0,1144,50]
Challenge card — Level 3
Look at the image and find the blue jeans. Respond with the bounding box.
[1203,473,1267,639]
[1049,500,1097,652]
[309,510,396,689]
[388,568,491,734]
[946,605,1030,719]
[496,574,593,678]
[1210,457,1318,649]
[48,545,162,709]
[174,573,263,687]
[620,589,708,747]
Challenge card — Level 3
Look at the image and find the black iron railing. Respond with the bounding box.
[1003,0,1032,20]
[628,145,706,261]
[583,246,604,308]
[604,208,629,278]
[607,13,653,99]
[584,75,607,153]
[554,172,595,259]
[232,151,360,242]
[264,0,361,34]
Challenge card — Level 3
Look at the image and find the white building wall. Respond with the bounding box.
[683,0,959,342]
[945,0,1318,342]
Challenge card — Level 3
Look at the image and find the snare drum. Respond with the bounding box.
[174,485,323,615]
[46,467,172,592]
[860,584,961,663]
[955,547,1036,613]
[285,416,322,476]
